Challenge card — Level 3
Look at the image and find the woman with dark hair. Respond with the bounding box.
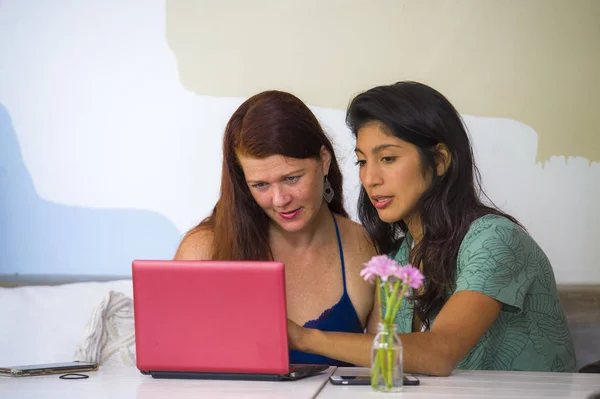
[286,82,576,374]
[174,90,376,366]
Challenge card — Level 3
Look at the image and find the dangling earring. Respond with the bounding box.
[323,175,334,204]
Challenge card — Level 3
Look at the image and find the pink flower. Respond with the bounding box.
[395,265,424,289]
[360,255,399,283]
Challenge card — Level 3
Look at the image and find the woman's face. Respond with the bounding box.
[355,122,430,224]
[237,147,331,233]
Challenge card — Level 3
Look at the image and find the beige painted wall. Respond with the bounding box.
[166,0,599,162]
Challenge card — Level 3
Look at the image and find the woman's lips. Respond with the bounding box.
[372,197,393,209]
[279,208,302,220]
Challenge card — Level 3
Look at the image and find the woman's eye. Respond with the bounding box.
[355,159,366,167]
[252,182,268,189]
[381,156,397,164]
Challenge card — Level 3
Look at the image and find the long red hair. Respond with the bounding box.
[192,90,347,260]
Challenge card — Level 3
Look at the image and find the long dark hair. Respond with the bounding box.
[192,90,347,260]
[346,81,522,328]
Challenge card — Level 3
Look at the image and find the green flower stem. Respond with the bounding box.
[372,345,391,389]
[383,280,401,322]
[387,343,393,389]
[372,347,386,388]
[376,277,382,322]
[371,349,379,388]
[383,280,390,309]
[390,285,409,321]
[379,348,386,386]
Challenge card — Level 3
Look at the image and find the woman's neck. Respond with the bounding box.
[406,213,424,245]
[269,201,333,252]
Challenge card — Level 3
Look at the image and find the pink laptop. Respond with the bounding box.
[131,260,328,381]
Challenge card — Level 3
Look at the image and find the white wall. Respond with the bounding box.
[0,0,598,283]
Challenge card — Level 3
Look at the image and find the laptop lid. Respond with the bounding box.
[132,260,290,376]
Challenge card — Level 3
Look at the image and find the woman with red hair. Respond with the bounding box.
[174,90,376,366]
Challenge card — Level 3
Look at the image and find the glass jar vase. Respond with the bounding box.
[371,322,403,392]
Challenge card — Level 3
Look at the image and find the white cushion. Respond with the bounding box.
[0,280,132,366]
[74,290,136,366]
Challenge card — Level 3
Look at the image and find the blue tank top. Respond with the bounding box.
[288,212,363,366]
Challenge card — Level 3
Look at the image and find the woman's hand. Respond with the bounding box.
[287,319,307,351]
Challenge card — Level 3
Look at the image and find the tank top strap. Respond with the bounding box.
[330,212,347,292]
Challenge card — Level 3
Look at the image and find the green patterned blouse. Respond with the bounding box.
[384,214,576,372]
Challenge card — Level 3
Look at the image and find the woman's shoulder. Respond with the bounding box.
[461,214,524,249]
[334,214,372,242]
[458,213,548,269]
[334,214,377,265]
[173,226,214,260]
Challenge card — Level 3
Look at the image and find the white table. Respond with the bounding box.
[2,366,599,398]
[0,365,336,399]
[321,367,600,398]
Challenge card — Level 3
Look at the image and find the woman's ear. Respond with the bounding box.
[320,145,332,176]
[435,143,451,176]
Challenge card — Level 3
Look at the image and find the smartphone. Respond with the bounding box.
[0,361,98,377]
[329,375,420,386]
